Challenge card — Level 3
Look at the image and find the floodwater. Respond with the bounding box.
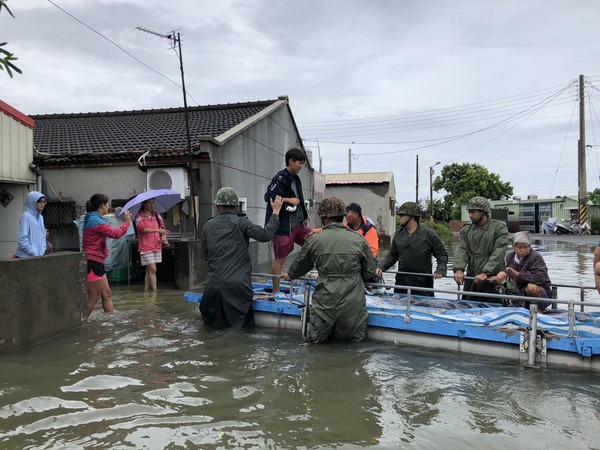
[1,238,600,449]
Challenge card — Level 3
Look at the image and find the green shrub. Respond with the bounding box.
[420,220,453,240]
[591,216,600,231]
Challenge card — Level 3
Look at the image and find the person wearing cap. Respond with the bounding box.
[264,147,313,293]
[201,187,283,328]
[345,202,379,258]
[15,191,47,258]
[493,231,552,311]
[453,196,509,301]
[283,197,376,344]
[376,201,447,296]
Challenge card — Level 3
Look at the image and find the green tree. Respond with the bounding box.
[432,163,513,220]
[586,188,600,206]
[0,0,21,78]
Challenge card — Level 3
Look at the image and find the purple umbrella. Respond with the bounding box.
[117,189,182,217]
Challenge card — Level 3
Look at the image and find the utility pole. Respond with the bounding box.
[415,154,419,203]
[578,74,588,226]
[137,27,198,238]
[430,161,441,222]
[348,148,352,173]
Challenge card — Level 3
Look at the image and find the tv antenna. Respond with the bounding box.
[136,26,198,238]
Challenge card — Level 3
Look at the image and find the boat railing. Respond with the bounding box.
[388,270,597,313]
[251,271,600,312]
[251,271,600,342]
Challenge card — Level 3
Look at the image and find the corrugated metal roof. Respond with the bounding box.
[325,172,393,185]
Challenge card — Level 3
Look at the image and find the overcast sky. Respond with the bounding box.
[3,0,600,203]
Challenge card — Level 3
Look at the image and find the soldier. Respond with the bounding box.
[452,196,509,301]
[283,197,376,344]
[200,187,283,328]
[376,201,447,296]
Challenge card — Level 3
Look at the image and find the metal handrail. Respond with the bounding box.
[251,271,600,309]
[383,270,597,312]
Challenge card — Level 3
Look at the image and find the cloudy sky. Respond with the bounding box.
[3,0,600,203]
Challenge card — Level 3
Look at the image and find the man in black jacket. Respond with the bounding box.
[201,187,283,328]
[264,147,312,292]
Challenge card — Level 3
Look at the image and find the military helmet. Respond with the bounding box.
[214,187,239,206]
[466,196,491,214]
[318,197,346,218]
[397,201,422,217]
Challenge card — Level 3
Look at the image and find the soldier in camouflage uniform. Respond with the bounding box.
[452,196,509,301]
[283,197,377,343]
[200,187,283,328]
[376,201,447,296]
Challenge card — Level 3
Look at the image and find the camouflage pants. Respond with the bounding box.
[306,309,368,344]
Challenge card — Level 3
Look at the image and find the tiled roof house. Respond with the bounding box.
[30,96,314,280]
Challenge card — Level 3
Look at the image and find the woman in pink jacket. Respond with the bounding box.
[134,198,169,291]
[82,193,131,318]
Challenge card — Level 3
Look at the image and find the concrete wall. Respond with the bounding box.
[0,252,86,353]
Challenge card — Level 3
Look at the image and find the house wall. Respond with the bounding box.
[0,105,36,184]
[200,105,314,267]
[0,102,37,258]
[324,183,396,244]
[40,166,147,250]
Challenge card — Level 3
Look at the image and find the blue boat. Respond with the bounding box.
[184,275,600,372]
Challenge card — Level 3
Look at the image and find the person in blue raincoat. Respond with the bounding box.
[15,191,47,258]
[200,187,283,328]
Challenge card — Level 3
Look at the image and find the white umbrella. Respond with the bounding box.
[117,189,182,217]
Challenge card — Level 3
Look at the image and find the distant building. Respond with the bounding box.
[460,195,600,233]
[324,172,396,246]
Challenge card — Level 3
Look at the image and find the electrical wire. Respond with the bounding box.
[350,83,574,156]
[45,0,200,106]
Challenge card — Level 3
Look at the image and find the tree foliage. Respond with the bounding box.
[0,0,21,78]
[432,163,513,220]
[586,188,600,206]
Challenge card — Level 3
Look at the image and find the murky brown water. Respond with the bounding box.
[1,238,599,449]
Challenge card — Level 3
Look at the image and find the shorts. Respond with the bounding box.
[140,250,162,266]
[87,260,106,282]
[273,224,313,259]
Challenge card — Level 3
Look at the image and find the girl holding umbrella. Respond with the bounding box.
[135,198,170,291]
[82,193,131,318]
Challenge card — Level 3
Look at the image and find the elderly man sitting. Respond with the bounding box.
[493,231,552,311]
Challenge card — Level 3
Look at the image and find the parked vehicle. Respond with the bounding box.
[542,217,589,235]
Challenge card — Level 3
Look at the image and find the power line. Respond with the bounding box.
[45,0,200,106]
[300,83,576,144]
[299,82,577,127]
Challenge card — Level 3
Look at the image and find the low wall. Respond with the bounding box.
[0,252,86,353]
[174,239,206,290]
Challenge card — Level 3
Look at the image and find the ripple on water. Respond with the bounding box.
[60,375,144,392]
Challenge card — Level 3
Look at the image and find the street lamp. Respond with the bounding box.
[429,162,441,222]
